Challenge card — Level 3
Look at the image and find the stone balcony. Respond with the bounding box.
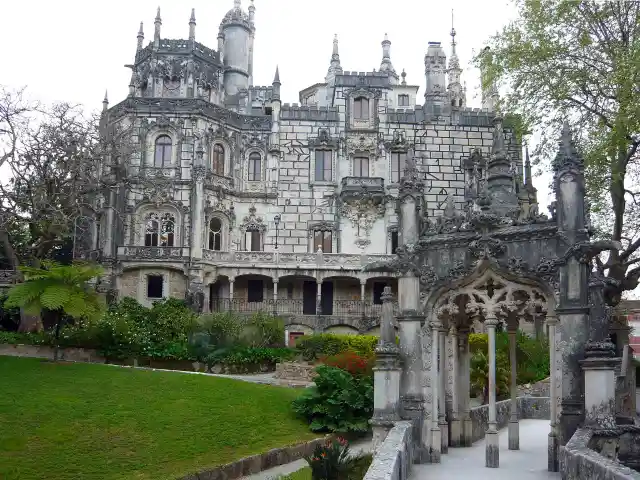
[201,250,396,271]
[117,246,191,260]
[339,177,385,203]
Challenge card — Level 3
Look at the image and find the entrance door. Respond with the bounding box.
[321,281,334,315]
[303,281,317,315]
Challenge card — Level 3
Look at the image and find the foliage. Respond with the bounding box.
[0,356,317,480]
[0,293,21,331]
[296,334,379,362]
[292,365,374,434]
[0,330,47,345]
[322,352,375,377]
[477,0,640,304]
[283,455,372,480]
[304,438,354,480]
[3,261,105,360]
[241,311,286,347]
[205,347,296,367]
[470,350,511,402]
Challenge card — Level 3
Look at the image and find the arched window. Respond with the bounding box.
[248,152,262,181]
[144,212,175,247]
[353,97,369,120]
[154,135,173,167]
[212,144,225,176]
[208,217,223,251]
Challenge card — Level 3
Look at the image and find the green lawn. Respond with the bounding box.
[0,356,317,480]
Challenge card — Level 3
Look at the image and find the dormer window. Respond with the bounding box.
[353,97,369,120]
[398,94,410,107]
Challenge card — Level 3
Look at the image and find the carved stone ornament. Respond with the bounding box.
[141,176,174,206]
[239,205,267,233]
[469,236,507,260]
[241,132,267,153]
[205,196,236,225]
[338,197,385,247]
[192,165,207,182]
[309,128,338,150]
[345,134,377,155]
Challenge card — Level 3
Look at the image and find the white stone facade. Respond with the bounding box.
[95,1,514,334]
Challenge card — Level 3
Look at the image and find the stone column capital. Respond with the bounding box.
[485,315,500,327]
[545,314,559,326]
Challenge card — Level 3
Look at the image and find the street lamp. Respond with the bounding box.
[274,214,281,250]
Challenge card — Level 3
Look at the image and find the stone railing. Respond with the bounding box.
[202,250,396,270]
[469,397,550,443]
[340,177,386,201]
[560,427,640,480]
[363,421,413,480]
[117,246,190,260]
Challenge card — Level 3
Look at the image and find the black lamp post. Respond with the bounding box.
[274,214,281,249]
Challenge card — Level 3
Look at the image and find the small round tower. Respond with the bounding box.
[219,0,254,96]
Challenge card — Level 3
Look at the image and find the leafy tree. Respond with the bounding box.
[477,0,640,305]
[4,261,105,360]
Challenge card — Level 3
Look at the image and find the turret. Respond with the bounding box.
[102,91,109,113]
[423,42,448,116]
[486,116,518,213]
[248,0,256,86]
[153,7,161,49]
[219,0,254,96]
[379,34,395,75]
[326,34,343,84]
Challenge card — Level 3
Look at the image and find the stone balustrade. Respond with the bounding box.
[117,246,191,260]
[202,250,396,269]
[364,421,413,480]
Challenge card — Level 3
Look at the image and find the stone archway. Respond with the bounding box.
[423,266,557,468]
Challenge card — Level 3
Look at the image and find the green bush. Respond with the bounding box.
[296,334,379,361]
[470,350,510,402]
[292,365,373,433]
[205,346,295,367]
[0,330,47,345]
[242,312,286,347]
[304,438,354,480]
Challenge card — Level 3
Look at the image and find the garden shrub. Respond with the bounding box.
[296,334,379,361]
[304,437,354,480]
[205,346,295,367]
[0,330,47,345]
[242,311,286,348]
[470,350,510,402]
[322,351,374,377]
[292,365,373,433]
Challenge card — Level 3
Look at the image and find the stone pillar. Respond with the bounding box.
[272,279,278,315]
[360,281,366,300]
[459,329,473,447]
[547,314,559,472]
[430,318,442,463]
[229,279,235,302]
[438,327,448,453]
[371,287,401,451]
[508,327,519,450]
[449,326,461,447]
[485,315,499,468]
[579,339,618,429]
[397,272,428,463]
[316,280,322,315]
[191,165,206,261]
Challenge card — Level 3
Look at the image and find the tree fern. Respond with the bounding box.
[4,261,105,360]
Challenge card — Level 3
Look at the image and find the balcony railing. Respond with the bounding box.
[117,246,190,260]
[208,298,399,317]
[202,250,396,269]
[339,177,385,202]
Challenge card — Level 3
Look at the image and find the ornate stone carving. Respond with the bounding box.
[345,134,378,155]
[309,128,338,150]
[192,165,207,182]
[239,205,267,233]
[469,236,507,260]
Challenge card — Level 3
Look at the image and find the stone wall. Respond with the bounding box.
[363,421,413,480]
[0,344,106,363]
[517,377,551,398]
[469,397,550,444]
[274,362,317,382]
[560,428,640,480]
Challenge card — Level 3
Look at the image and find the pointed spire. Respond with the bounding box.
[102,90,109,111]
[189,8,196,42]
[401,69,407,86]
[524,141,533,188]
[327,34,343,77]
[553,120,583,173]
[443,194,456,217]
[272,66,281,101]
[234,0,241,8]
[154,7,162,48]
[136,22,145,52]
[248,0,255,23]
[380,33,395,73]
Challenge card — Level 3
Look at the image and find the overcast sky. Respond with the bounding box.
[2,0,553,206]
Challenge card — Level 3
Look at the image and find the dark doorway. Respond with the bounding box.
[303,281,317,315]
[209,283,221,312]
[372,282,388,305]
[321,281,334,315]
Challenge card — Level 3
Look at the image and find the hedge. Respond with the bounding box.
[295,334,379,361]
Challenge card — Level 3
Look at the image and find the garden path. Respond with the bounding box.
[410,419,559,480]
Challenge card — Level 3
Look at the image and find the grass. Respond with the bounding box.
[0,356,317,480]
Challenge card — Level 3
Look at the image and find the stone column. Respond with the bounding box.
[485,315,499,468]
[229,279,235,303]
[397,272,428,463]
[459,329,473,447]
[547,314,559,472]
[579,339,618,429]
[371,287,401,451]
[508,326,519,450]
[438,327,448,453]
[449,326,461,447]
[430,318,442,463]
[191,145,206,261]
[272,279,278,315]
[360,281,366,300]
[316,280,322,315]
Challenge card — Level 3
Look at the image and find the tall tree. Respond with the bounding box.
[478,0,640,305]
